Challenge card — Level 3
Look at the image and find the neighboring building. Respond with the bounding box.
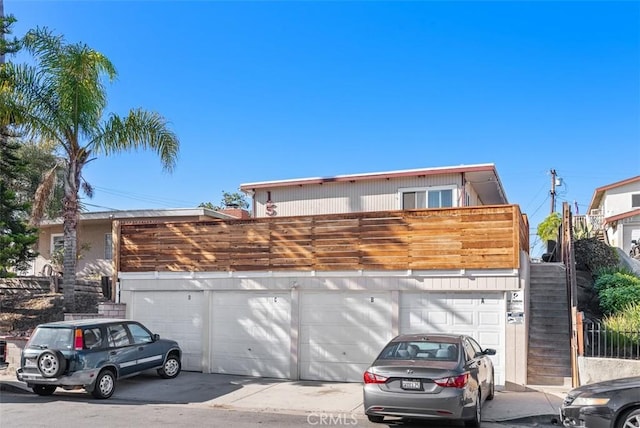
[116,164,533,390]
[587,175,640,254]
[30,208,244,278]
[239,163,508,218]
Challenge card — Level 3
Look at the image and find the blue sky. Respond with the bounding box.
[6,0,640,256]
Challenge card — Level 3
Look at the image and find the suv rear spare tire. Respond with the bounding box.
[37,350,66,378]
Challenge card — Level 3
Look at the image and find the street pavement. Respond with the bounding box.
[0,370,567,424]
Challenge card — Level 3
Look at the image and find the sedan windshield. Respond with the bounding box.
[378,341,459,361]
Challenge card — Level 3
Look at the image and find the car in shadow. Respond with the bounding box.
[16,318,181,399]
[560,376,640,428]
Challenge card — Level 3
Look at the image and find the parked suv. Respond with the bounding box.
[16,318,182,399]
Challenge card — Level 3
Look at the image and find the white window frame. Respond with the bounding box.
[104,233,113,260]
[398,185,458,210]
[51,233,64,255]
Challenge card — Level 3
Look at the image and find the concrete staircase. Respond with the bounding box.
[527,263,572,386]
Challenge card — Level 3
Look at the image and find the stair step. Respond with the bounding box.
[527,374,572,385]
[527,356,571,366]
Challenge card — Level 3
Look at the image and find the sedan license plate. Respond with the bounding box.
[401,379,421,390]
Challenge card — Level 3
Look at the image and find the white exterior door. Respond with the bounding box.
[210,292,291,378]
[400,292,505,386]
[299,291,393,382]
[129,291,204,371]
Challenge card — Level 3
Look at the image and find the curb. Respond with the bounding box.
[485,414,560,425]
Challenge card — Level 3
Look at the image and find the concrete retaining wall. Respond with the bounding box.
[578,356,640,385]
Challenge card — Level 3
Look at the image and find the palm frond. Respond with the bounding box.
[94,109,180,172]
[30,163,59,226]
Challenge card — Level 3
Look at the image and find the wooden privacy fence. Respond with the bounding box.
[117,205,529,273]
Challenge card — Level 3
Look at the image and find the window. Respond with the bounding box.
[428,189,453,208]
[633,194,640,208]
[127,323,153,344]
[51,234,64,255]
[400,187,456,209]
[104,233,113,260]
[84,327,104,350]
[402,192,426,209]
[107,324,131,348]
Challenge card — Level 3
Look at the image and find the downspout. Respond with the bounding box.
[461,172,466,207]
[252,189,257,218]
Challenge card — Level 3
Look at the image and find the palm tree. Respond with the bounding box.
[0,28,180,312]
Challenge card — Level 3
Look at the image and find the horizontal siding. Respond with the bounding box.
[253,173,464,217]
[118,205,527,273]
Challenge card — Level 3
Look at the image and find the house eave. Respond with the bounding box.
[240,163,509,204]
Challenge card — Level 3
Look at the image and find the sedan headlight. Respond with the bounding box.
[572,397,610,406]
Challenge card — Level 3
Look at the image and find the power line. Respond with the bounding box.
[91,186,199,208]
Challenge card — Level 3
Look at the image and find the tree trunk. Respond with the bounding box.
[62,159,79,313]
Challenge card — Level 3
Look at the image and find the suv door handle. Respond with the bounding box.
[138,347,145,351]
[110,351,117,356]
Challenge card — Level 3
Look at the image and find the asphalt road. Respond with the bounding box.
[0,389,560,428]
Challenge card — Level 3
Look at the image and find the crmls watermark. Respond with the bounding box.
[306,413,359,426]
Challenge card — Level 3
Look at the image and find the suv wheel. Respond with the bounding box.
[91,369,116,399]
[37,350,66,378]
[32,385,57,396]
[158,354,181,379]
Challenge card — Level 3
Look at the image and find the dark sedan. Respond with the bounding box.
[363,333,496,427]
[560,376,640,428]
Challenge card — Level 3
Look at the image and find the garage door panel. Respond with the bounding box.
[131,291,204,372]
[400,292,505,387]
[131,291,204,371]
[211,292,291,379]
[300,291,392,382]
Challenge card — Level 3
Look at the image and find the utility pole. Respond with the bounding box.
[550,169,557,214]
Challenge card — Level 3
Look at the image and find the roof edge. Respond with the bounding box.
[240,163,497,190]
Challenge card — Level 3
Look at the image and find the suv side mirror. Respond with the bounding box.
[152,334,160,341]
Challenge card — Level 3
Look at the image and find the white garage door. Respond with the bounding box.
[400,292,505,386]
[210,292,291,378]
[130,291,204,372]
[300,291,393,382]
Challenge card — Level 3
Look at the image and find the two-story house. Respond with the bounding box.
[114,164,531,389]
[587,175,640,254]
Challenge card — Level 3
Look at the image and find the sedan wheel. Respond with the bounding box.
[486,370,495,401]
[91,370,116,399]
[158,355,181,379]
[367,415,384,423]
[465,391,482,428]
[619,408,640,428]
[32,384,57,396]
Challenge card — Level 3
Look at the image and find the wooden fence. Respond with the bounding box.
[117,205,529,273]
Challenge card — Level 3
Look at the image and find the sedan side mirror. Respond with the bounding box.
[152,333,160,342]
[483,348,496,356]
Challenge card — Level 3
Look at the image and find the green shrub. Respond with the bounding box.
[602,302,640,347]
[594,265,637,279]
[594,271,640,292]
[598,283,640,315]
